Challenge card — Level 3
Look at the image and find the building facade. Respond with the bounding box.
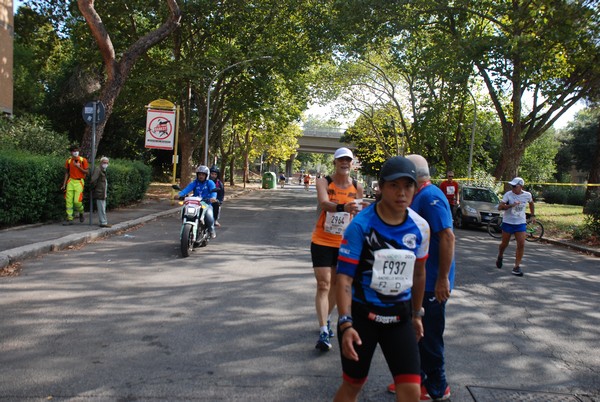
[0,0,14,115]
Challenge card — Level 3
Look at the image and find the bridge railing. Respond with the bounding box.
[301,128,344,138]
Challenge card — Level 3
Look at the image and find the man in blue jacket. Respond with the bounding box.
[387,154,455,401]
[178,165,218,238]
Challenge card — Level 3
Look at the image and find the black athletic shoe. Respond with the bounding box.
[496,256,503,269]
[512,267,524,276]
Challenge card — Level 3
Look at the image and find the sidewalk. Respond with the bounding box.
[0,183,261,270]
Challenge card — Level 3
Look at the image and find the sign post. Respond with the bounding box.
[82,100,106,225]
[145,99,179,202]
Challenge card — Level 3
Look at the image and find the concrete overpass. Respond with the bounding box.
[278,127,359,180]
[297,127,352,154]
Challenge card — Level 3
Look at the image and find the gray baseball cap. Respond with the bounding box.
[379,156,417,183]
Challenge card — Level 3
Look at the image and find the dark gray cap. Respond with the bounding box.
[379,156,417,183]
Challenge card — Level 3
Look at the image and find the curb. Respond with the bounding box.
[541,238,600,257]
[0,188,257,270]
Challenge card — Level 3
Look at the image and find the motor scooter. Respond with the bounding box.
[172,185,211,257]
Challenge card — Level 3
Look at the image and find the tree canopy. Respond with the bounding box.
[330,0,600,182]
[12,0,600,188]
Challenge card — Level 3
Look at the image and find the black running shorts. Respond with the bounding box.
[311,242,339,268]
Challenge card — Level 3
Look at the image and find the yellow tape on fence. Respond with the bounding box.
[432,179,600,187]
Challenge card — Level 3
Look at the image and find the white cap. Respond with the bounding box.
[100,156,109,163]
[334,147,353,160]
[509,177,524,186]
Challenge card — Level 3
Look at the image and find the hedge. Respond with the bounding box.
[0,150,151,227]
[540,185,586,206]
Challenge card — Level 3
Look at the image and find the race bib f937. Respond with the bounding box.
[370,249,416,296]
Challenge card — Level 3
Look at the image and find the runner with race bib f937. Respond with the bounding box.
[333,155,430,402]
[310,147,367,352]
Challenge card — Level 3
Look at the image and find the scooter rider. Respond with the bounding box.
[177,165,218,238]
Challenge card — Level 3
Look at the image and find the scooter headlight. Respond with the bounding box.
[186,206,197,215]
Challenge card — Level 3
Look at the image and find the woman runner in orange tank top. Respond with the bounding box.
[310,147,367,351]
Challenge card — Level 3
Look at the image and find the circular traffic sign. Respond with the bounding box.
[82,101,106,125]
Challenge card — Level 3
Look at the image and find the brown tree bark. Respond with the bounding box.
[78,0,181,159]
[476,60,585,189]
[584,115,600,204]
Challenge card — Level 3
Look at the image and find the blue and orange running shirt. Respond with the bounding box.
[337,203,430,312]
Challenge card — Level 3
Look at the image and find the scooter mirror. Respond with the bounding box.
[172,184,181,190]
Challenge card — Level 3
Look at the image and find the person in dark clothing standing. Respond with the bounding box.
[210,166,225,227]
[91,156,111,228]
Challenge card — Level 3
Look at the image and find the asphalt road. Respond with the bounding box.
[1,185,598,401]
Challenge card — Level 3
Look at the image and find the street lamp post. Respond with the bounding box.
[204,56,272,165]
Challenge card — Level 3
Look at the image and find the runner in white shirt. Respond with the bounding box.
[495,177,535,276]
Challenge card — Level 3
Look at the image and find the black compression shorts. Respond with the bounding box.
[338,309,421,385]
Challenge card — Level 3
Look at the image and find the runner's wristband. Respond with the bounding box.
[338,315,353,325]
[336,204,345,212]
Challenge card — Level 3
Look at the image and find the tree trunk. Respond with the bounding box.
[229,156,235,186]
[178,131,195,185]
[243,129,251,190]
[81,74,120,159]
[584,115,600,204]
[77,0,181,157]
[493,137,526,191]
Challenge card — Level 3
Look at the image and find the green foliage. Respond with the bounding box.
[295,153,334,175]
[341,107,401,178]
[466,170,502,195]
[98,161,152,209]
[131,0,336,179]
[541,186,586,206]
[0,115,71,156]
[520,130,559,183]
[561,108,600,173]
[302,114,343,130]
[573,197,600,240]
[0,150,152,227]
[582,196,600,237]
[332,0,600,181]
[0,150,65,225]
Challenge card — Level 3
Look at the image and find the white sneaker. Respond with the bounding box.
[211,232,217,239]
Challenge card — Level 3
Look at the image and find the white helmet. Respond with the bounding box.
[196,165,210,175]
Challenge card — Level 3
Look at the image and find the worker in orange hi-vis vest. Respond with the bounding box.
[60,144,89,225]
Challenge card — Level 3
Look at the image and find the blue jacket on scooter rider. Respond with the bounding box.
[178,165,218,238]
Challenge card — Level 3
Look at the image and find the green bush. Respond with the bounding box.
[0,151,65,225]
[0,114,70,156]
[0,150,152,227]
[98,160,152,209]
[541,186,586,206]
[583,197,600,237]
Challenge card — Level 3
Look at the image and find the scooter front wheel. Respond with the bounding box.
[181,224,194,257]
